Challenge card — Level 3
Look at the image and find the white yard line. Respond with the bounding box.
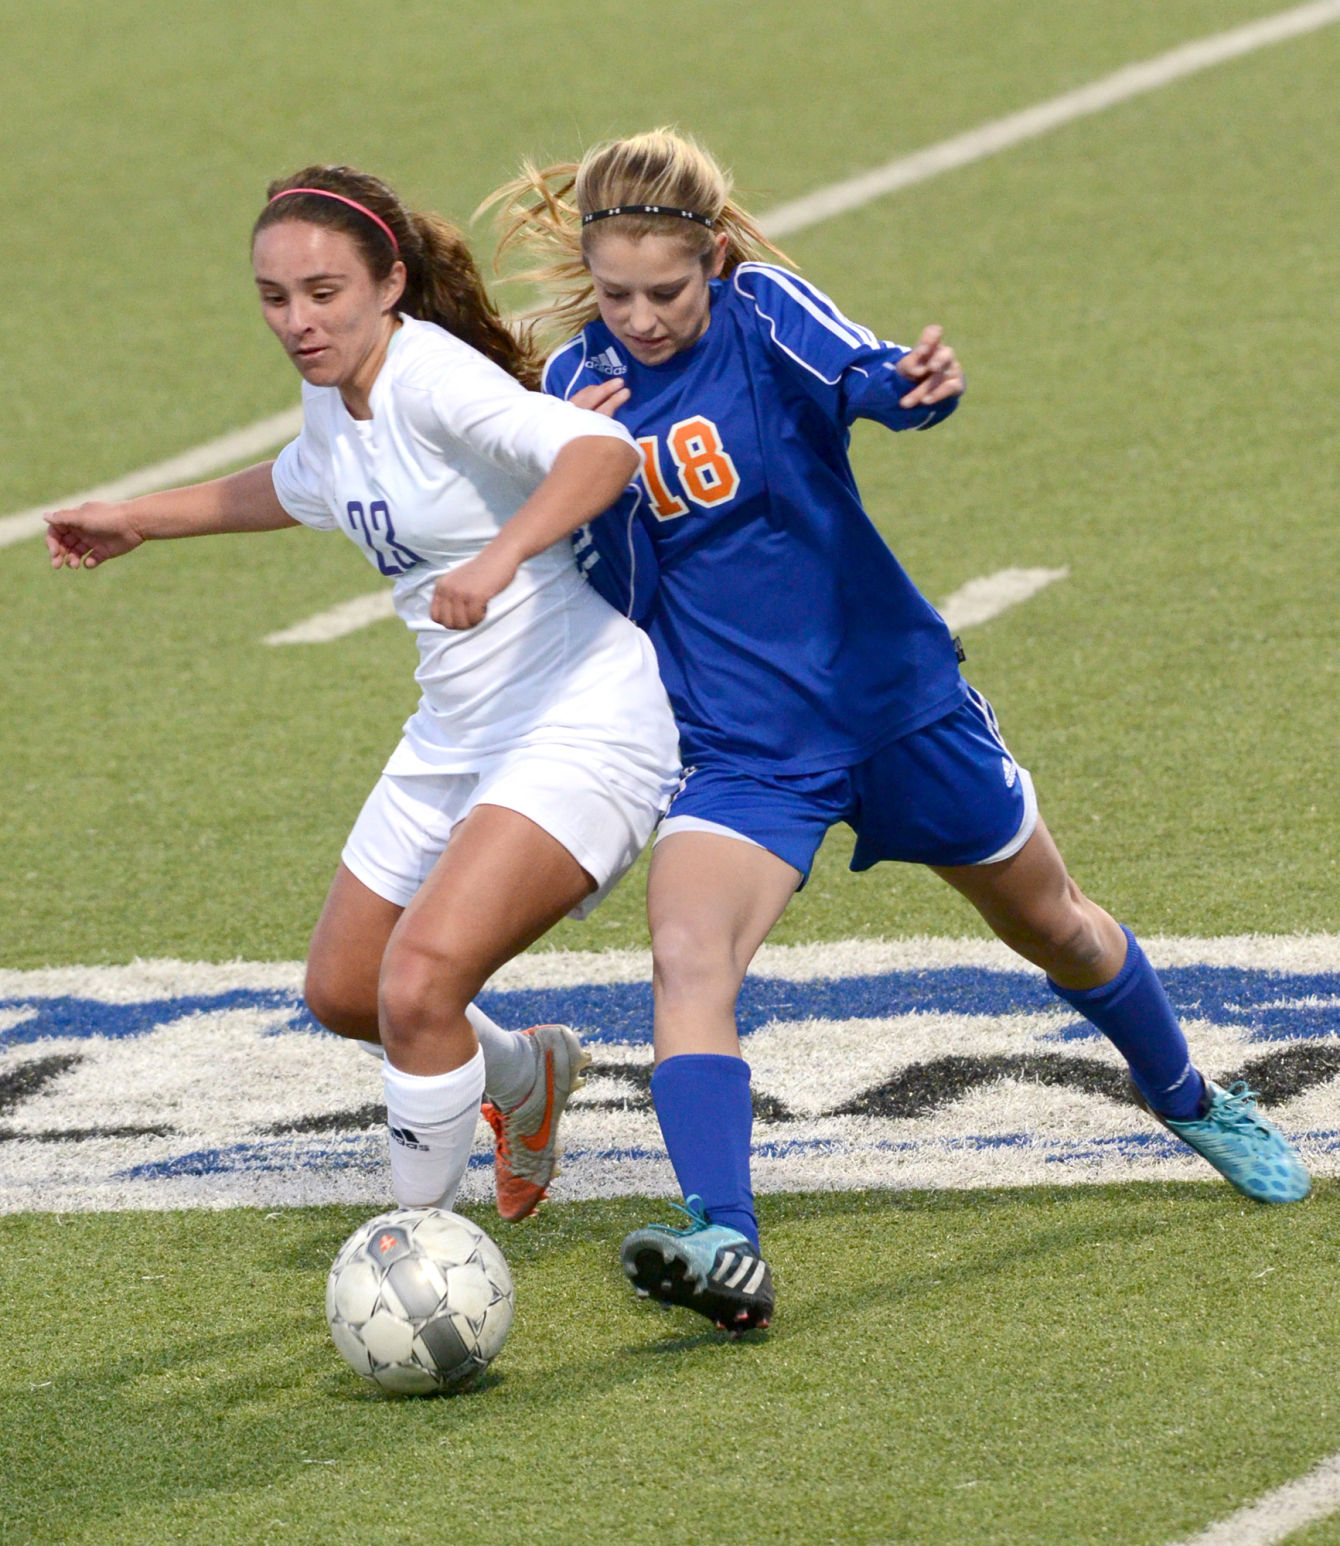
[760,0,1340,237]
[5,0,1338,557]
[937,567,1069,632]
[0,407,302,551]
[1166,1451,1340,1546]
[262,589,397,645]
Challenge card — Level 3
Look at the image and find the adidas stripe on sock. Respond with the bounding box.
[382,1050,485,1209]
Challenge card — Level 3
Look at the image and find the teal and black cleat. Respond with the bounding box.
[620,1196,774,1334]
[1148,1077,1311,1204]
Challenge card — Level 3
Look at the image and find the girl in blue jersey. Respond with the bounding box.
[480,129,1309,1332]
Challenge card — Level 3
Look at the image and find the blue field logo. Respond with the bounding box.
[2,944,1337,1212]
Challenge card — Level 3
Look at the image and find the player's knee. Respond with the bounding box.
[304,963,374,1038]
[377,935,474,1046]
[651,915,747,1009]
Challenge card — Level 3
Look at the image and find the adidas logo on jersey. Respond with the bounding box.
[588,346,627,377]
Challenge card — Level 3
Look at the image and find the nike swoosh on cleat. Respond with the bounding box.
[519,1048,556,1153]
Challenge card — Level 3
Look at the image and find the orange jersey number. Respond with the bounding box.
[636,417,740,521]
[636,435,689,521]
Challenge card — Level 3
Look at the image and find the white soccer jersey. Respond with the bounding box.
[272,315,678,780]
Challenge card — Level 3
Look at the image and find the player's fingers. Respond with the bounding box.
[899,326,946,381]
[50,532,91,569]
[912,323,943,365]
[596,384,631,417]
[438,593,487,630]
[571,380,630,415]
[922,370,966,405]
[900,364,964,408]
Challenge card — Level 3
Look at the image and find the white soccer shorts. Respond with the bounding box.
[342,738,671,920]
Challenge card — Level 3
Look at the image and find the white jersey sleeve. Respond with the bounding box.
[395,337,633,486]
[271,393,340,530]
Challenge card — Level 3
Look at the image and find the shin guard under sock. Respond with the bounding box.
[650,1053,759,1247]
[466,1003,538,1111]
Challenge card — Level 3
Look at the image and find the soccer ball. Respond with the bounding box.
[326,1207,514,1395]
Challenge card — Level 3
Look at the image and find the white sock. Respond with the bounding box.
[356,1039,384,1061]
[466,1003,539,1111]
[382,1050,486,1210]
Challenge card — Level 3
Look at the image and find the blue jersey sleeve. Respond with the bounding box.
[730,263,958,434]
[542,340,661,623]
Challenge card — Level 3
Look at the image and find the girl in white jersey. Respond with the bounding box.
[45,164,680,1224]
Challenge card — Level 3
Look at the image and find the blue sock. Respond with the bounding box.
[1048,926,1205,1120]
[650,1053,759,1247]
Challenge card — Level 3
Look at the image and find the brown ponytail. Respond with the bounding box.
[254,165,541,389]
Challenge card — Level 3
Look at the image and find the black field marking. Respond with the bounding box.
[268,1103,386,1136]
[834,1053,1135,1120]
[583,1060,651,1099]
[0,1124,177,1144]
[0,1053,83,1117]
[751,1089,795,1123]
[1233,1044,1340,1104]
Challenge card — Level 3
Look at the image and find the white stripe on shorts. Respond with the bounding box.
[972,765,1039,866]
[654,815,765,849]
[961,688,1039,865]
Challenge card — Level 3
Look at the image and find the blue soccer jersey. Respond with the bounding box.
[543,263,967,775]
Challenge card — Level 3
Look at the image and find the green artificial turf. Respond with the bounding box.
[2,1184,1337,1545]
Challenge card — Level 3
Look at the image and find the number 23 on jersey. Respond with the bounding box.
[636,416,740,522]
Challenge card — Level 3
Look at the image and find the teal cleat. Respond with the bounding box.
[1147,1077,1311,1204]
[620,1196,774,1334]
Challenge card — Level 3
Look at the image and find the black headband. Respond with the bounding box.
[582,204,715,229]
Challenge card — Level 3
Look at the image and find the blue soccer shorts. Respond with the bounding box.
[656,687,1038,879]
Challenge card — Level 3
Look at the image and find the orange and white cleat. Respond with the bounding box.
[481,1025,591,1222]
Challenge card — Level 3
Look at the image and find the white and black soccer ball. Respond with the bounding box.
[326,1207,514,1396]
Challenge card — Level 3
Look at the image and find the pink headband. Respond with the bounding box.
[267,187,400,254]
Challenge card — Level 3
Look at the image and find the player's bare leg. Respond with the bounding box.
[378,802,593,1074]
[304,862,541,1115]
[933,818,1309,1202]
[305,863,401,1041]
[930,817,1125,990]
[648,832,801,1061]
[376,803,595,1213]
[621,832,798,1333]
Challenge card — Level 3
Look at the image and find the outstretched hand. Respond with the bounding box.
[895,325,964,408]
[45,502,145,569]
